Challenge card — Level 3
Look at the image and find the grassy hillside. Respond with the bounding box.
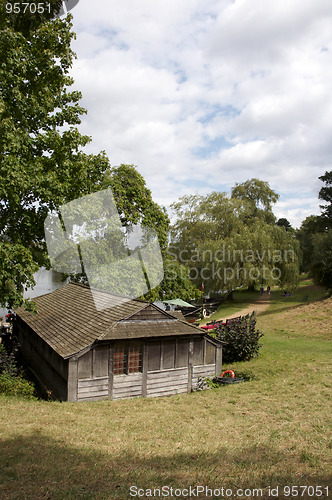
[0,280,331,499]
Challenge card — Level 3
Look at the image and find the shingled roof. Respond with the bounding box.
[16,283,203,359]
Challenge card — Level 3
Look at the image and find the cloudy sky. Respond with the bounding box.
[66,0,332,228]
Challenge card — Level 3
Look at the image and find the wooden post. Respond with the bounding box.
[142,342,148,397]
[188,339,193,393]
[215,344,222,377]
[67,358,78,402]
[108,345,114,400]
[92,348,96,379]
[160,339,164,370]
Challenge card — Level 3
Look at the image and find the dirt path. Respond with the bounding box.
[224,292,271,320]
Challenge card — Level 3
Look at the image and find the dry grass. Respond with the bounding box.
[0,280,331,499]
[264,296,332,340]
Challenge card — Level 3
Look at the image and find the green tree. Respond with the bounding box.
[297,171,332,289]
[0,3,109,309]
[0,3,200,307]
[310,231,332,289]
[145,258,202,303]
[100,164,169,250]
[297,215,320,273]
[277,218,292,231]
[318,170,332,225]
[231,178,279,223]
[170,183,300,294]
[67,164,201,302]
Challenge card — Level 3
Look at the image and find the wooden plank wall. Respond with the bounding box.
[16,321,68,400]
[76,359,217,401]
[77,376,109,402]
[73,336,221,402]
[113,373,143,399]
[192,364,216,391]
[146,367,189,397]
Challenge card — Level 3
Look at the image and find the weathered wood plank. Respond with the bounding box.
[147,377,187,385]
[108,345,114,399]
[78,377,108,388]
[147,367,188,378]
[188,340,193,393]
[148,384,188,393]
[77,394,108,402]
[147,373,188,382]
[147,386,188,397]
[192,368,215,377]
[67,358,78,402]
[112,378,143,394]
[215,345,222,375]
[77,388,108,395]
[113,373,143,380]
[147,380,188,391]
[193,364,215,372]
[113,387,142,398]
[78,386,109,396]
[147,370,188,380]
[113,394,142,400]
[113,374,143,384]
[112,387,142,396]
[113,391,142,399]
[112,383,143,392]
[112,371,143,399]
[142,342,148,397]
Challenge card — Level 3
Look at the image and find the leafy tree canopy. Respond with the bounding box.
[310,231,332,290]
[68,164,201,302]
[0,5,109,309]
[170,181,300,293]
[0,3,200,308]
[277,218,292,231]
[100,164,169,250]
[144,258,202,303]
[297,171,332,289]
[318,170,332,223]
[231,178,279,222]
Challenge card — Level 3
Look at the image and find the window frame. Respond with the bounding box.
[113,341,143,375]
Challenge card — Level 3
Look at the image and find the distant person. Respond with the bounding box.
[267,285,271,295]
[260,285,264,295]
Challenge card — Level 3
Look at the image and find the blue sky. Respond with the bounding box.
[66,0,332,228]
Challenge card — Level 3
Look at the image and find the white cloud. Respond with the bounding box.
[67,0,332,228]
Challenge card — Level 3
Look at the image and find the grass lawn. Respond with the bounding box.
[0,279,331,499]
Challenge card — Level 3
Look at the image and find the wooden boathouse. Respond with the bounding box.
[15,283,222,402]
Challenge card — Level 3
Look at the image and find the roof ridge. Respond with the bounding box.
[119,302,176,321]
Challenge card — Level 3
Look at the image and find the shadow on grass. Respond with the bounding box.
[0,434,331,499]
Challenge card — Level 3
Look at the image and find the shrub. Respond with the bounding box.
[0,371,35,398]
[0,343,17,377]
[196,376,219,390]
[215,312,264,363]
[0,343,35,398]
